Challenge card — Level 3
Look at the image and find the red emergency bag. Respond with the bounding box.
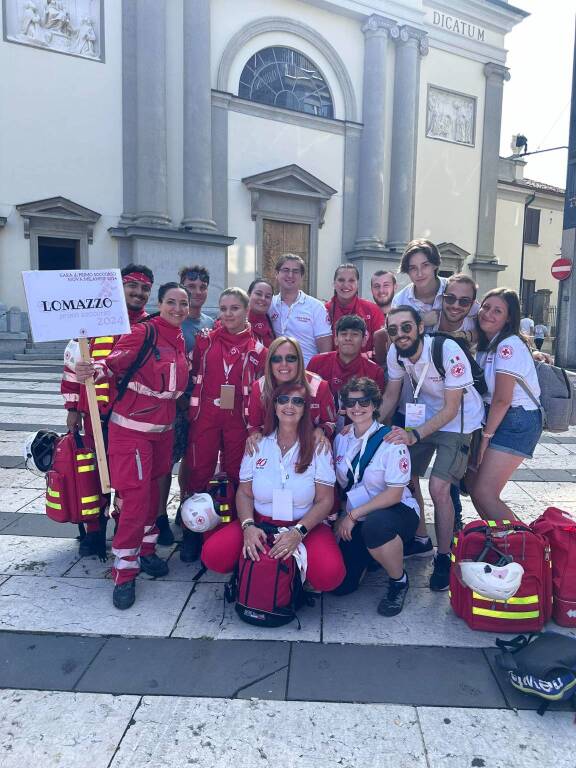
[450,519,553,633]
[45,431,105,524]
[531,507,576,627]
[207,472,236,524]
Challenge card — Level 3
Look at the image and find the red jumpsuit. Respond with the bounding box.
[95,317,189,584]
[184,325,267,494]
[247,371,337,438]
[325,296,384,354]
[60,308,147,532]
[248,309,275,348]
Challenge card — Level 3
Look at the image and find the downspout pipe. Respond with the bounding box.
[519,191,536,310]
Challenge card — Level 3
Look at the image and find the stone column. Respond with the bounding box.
[134,0,171,226]
[181,0,217,232]
[386,26,428,252]
[353,15,398,251]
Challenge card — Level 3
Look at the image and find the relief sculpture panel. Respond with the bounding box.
[3,0,103,61]
[426,86,476,147]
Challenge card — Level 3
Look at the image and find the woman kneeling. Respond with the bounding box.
[333,377,420,617]
[202,382,345,594]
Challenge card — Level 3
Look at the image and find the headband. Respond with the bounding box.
[122,272,153,287]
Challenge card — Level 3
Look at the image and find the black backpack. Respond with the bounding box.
[397,332,487,396]
[495,632,576,715]
[115,320,160,402]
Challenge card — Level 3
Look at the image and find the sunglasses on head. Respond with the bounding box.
[183,270,209,283]
[270,354,298,364]
[275,395,306,407]
[342,396,373,408]
[387,321,415,337]
[442,294,473,307]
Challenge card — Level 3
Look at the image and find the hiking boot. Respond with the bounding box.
[430,553,451,592]
[377,575,409,617]
[113,580,136,610]
[140,554,169,578]
[156,514,175,546]
[78,531,106,560]
[403,537,434,558]
[180,530,201,563]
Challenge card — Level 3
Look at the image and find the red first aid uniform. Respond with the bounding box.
[183,325,267,495]
[95,316,189,584]
[307,351,386,399]
[248,309,275,348]
[247,371,337,438]
[60,307,148,533]
[325,296,384,353]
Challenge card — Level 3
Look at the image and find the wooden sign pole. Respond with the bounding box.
[78,337,111,493]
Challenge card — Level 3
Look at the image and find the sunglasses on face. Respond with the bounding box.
[183,271,209,283]
[270,354,298,364]
[442,294,473,307]
[387,322,416,337]
[342,396,373,408]
[275,395,306,407]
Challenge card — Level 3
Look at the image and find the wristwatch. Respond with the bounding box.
[294,523,308,539]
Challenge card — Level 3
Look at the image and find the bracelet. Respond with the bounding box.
[482,431,494,439]
[241,519,255,531]
[412,429,422,443]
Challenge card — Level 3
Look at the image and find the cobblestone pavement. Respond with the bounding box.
[0,360,574,767]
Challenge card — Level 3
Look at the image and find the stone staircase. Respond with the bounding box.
[13,340,67,361]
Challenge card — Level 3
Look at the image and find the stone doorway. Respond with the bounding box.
[38,236,79,270]
[263,220,311,292]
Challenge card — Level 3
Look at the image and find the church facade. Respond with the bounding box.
[0,0,528,323]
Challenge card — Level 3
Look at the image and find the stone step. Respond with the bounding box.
[13,353,64,361]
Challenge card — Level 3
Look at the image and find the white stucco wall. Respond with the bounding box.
[0,0,123,308]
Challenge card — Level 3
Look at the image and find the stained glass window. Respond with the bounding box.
[239,46,334,119]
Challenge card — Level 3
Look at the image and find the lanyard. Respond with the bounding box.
[278,442,299,488]
[407,361,430,403]
[223,361,235,382]
[345,425,376,486]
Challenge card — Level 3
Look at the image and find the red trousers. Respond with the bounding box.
[108,424,173,584]
[202,517,346,593]
[183,403,247,494]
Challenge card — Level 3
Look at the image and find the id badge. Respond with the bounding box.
[272,488,294,522]
[405,402,426,429]
[219,384,235,409]
[345,484,371,516]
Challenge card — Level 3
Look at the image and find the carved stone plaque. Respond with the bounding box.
[3,0,103,61]
[426,85,476,147]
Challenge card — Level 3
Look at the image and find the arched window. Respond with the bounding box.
[239,46,334,119]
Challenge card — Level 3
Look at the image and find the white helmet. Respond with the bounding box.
[180,493,220,533]
[63,339,81,371]
[459,561,524,602]
[23,430,60,475]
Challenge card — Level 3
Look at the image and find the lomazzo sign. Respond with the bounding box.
[22,269,130,343]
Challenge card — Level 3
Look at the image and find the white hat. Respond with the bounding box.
[459,561,524,601]
[180,493,220,533]
[64,339,81,371]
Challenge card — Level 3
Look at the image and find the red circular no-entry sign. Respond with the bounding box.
[551,258,573,281]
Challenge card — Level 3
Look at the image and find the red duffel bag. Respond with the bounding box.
[531,507,576,627]
[450,519,553,633]
[45,431,105,524]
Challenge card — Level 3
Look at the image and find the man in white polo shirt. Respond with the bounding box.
[269,254,333,365]
[380,305,484,591]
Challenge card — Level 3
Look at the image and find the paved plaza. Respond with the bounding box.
[0,360,575,767]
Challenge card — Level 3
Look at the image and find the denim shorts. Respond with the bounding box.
[490,405,542,459]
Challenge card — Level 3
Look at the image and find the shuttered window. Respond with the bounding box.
[524,207,541,245]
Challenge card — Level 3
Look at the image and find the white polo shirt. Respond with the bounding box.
[387,335,485,433]
[433,315,476,334]
[269,291,333,365]
[334,422,419,517]
[477,335,541,410]
[239,433,335,521]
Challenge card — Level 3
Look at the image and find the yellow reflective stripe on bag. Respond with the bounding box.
[92,349,112,357]
[81,507,100,516]
[47,488,60,498]
[96,396,109,402]
[95,383,109,389]
[95,337,114,343]
[81,495,99,504]
[46,500,62,510]
[472,607,540,620]
[486,520,497,527]
[77,465,96,473]
[76,453,95,461]
[473,592,539,605]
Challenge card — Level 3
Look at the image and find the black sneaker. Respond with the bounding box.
[78,531,107,561]
[156,515,175,546]
[377,575,409,617]
[140,554,169,578]
[403,537,434,558]
[429,553,451,591]
[113,580,136,610]
[180,530,202,563]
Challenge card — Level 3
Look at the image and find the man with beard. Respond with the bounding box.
[379,306,484,591]
[371,270,397,317]
[308,315,385,431]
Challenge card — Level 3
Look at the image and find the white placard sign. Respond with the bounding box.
[22,269,130,342]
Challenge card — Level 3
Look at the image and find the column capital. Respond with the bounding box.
[362,14,400,39]
[394,25,429,56]
[484,62,510,83]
